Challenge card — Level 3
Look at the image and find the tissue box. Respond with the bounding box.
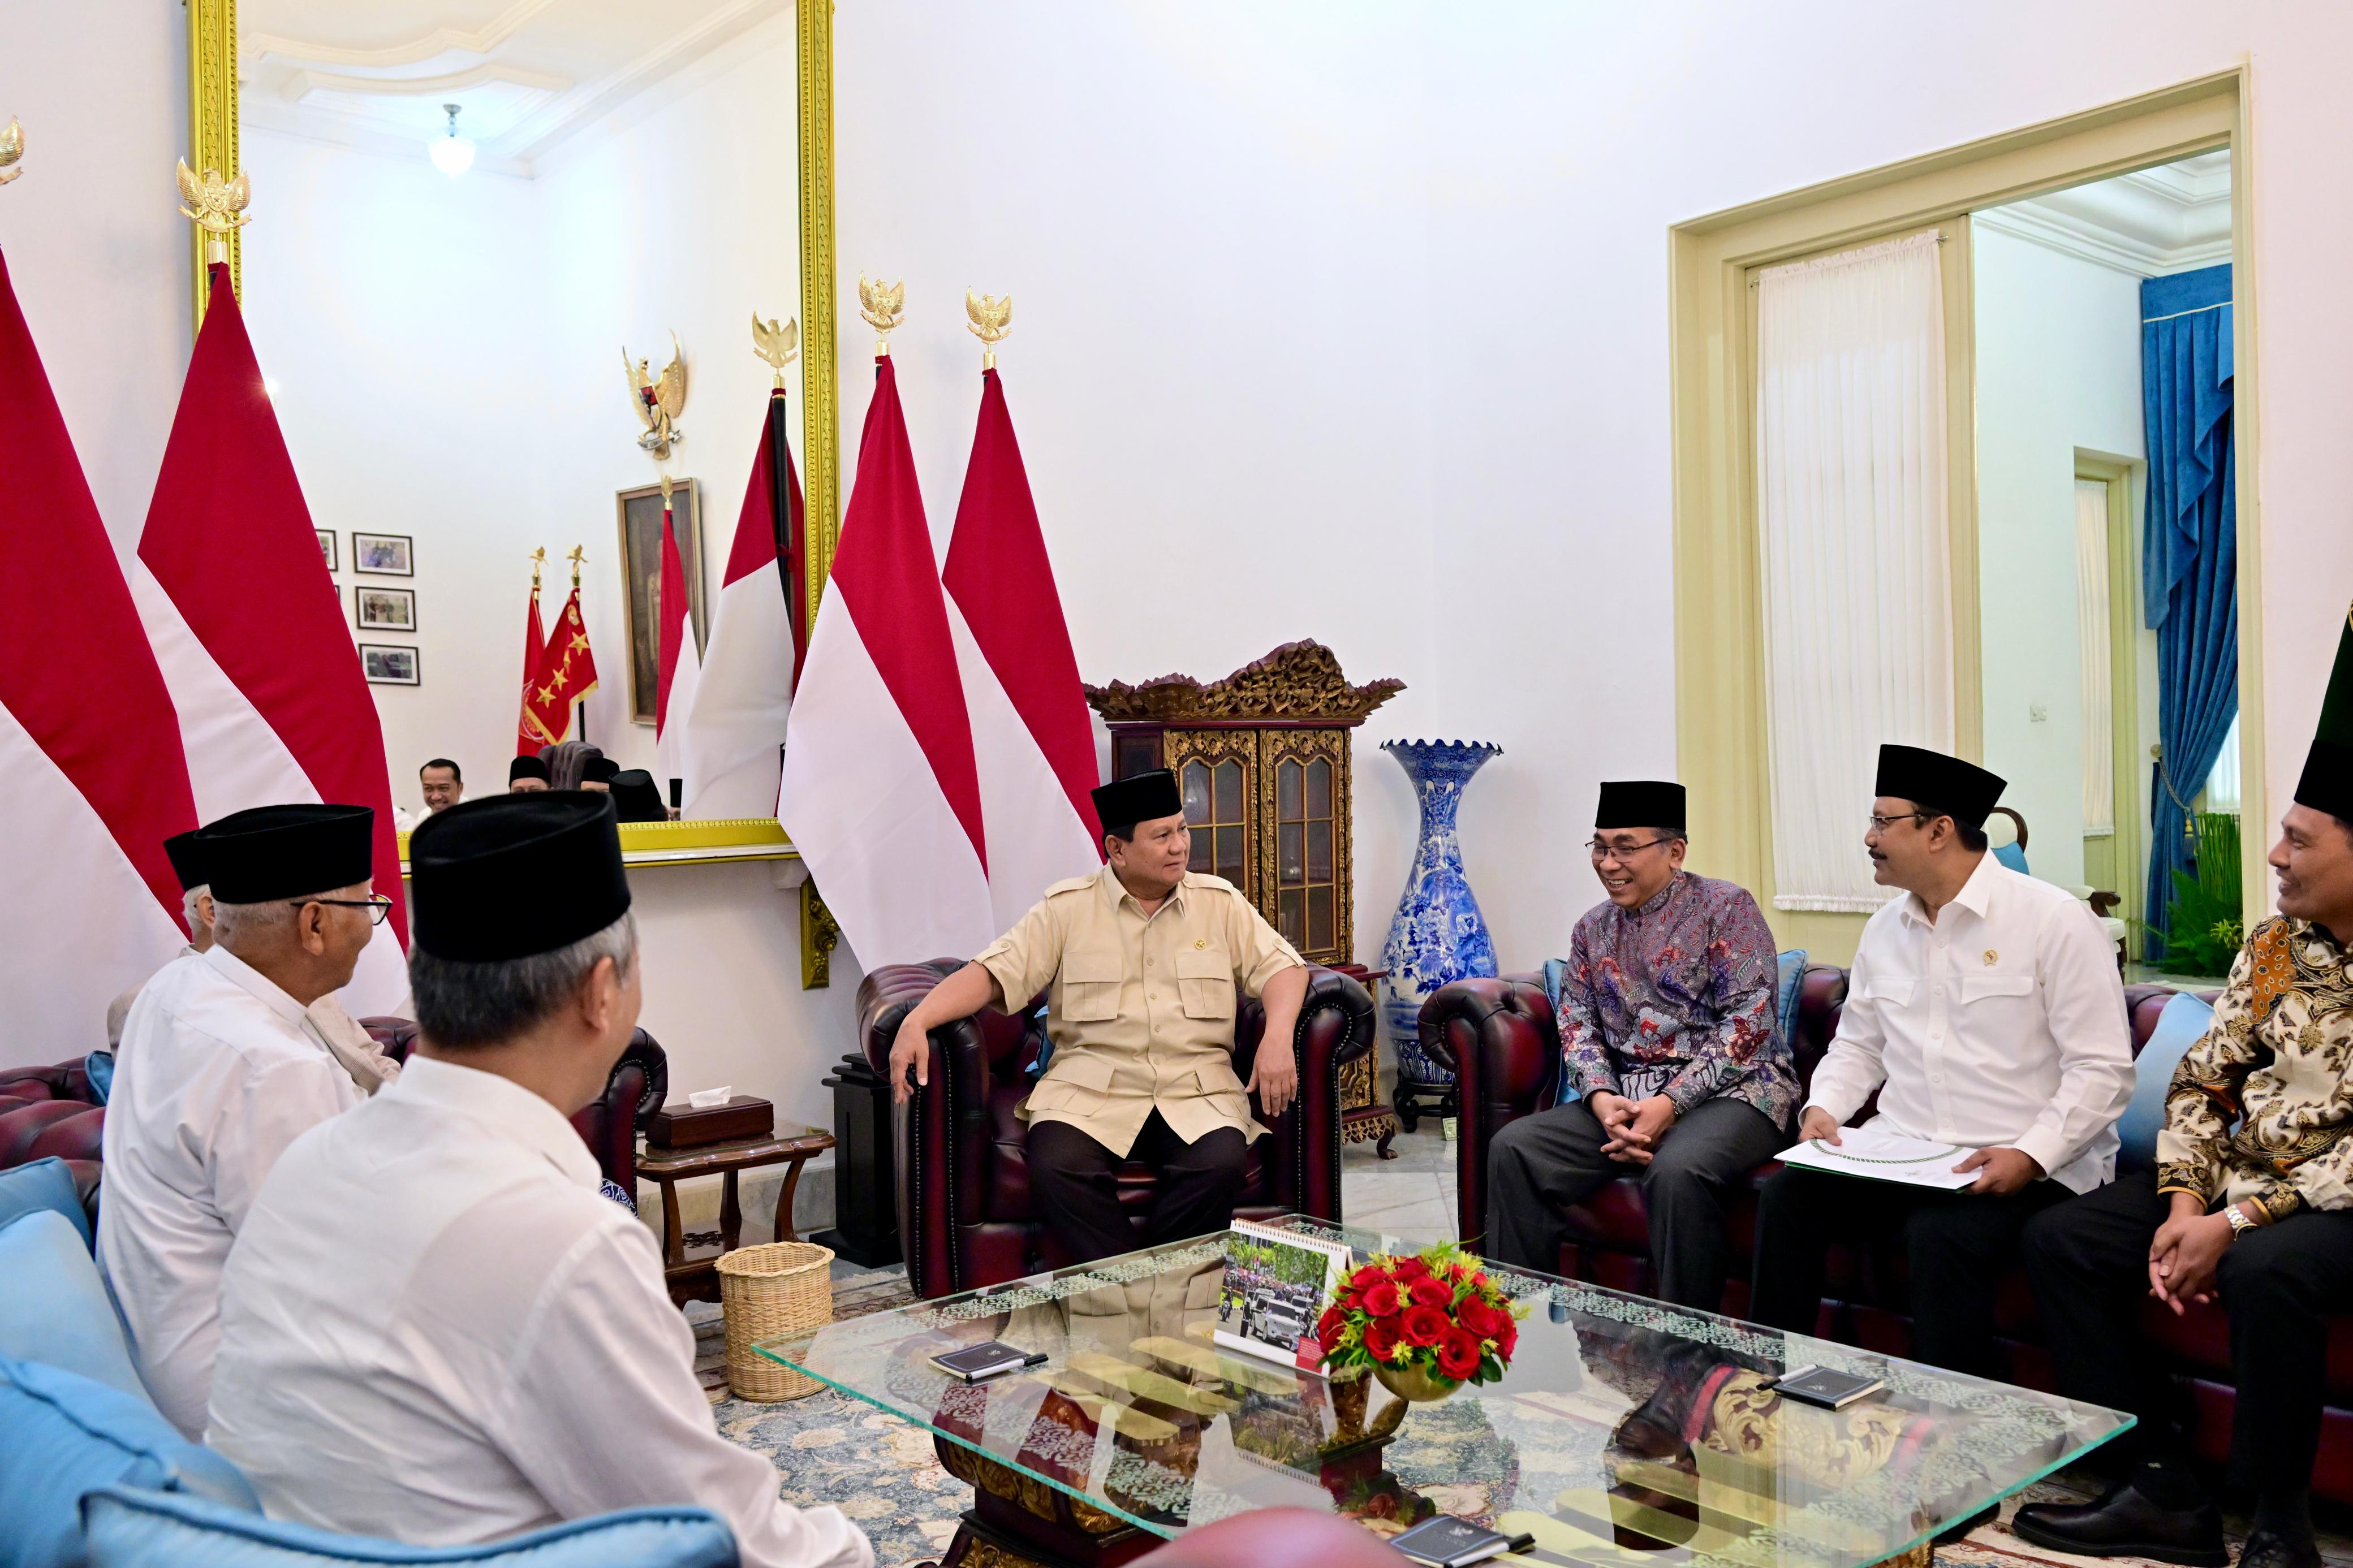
[649,1095,774,1150]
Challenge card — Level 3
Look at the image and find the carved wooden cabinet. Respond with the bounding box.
[1085,641,1401,968]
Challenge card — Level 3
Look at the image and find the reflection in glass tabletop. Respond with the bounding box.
[756,1217,2128,1567]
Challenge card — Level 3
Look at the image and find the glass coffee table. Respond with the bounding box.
[756,1218,2127,1568]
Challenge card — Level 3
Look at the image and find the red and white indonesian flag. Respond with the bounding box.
[943,366,1101,928]
[781,356,995,965]
[683,390,803,819]
[652,498,701,796]
[131,265,409,1013]
[0,247,199,1066]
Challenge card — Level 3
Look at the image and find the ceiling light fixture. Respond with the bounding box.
[429,103,475,179]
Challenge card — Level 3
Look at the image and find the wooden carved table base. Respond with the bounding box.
[933,1440,1159,1568]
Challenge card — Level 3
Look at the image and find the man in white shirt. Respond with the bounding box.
[209,792,870,1568]
[100,803,386,1437]
[1749,744,2134,1376]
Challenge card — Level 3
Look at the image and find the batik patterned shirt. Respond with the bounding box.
[1557,870,1797,1129]
[2158,915,2353,1219]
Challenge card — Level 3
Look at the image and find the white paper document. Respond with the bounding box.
[1774,1123,1978,1190]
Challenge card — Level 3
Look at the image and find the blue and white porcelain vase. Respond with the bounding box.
[1379,740,1502,1085]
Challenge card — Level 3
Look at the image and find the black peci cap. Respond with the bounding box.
[1874,744,2006,829]
[610,769,667,823]
[508,754,551,785]
[1595,780,1686,832]
[1090,769,1183,833]
[162,830,211,892]
[581,755,620,785]
[408,792,631,961]
[2294,602,2353,822]
[195,805,375,903]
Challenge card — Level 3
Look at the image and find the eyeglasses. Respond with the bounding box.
[1865,811,1932,832]
[289,893,394,926]
[1587,837,1674,862]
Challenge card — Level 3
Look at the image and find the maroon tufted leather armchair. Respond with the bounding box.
[1422,969,2353,1502]
[359,1019,667,1195]
[0,1059,109,1213]
[859,962,1376,1299]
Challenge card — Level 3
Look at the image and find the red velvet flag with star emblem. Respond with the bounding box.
[523,582,599,744]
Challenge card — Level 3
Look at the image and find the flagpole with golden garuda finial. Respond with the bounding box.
[0,118,26,189]
[966,288,1011,370]
[176,157,249,325]
[753,312,799,388]
[858,274,903,357]
[566,545,588,743]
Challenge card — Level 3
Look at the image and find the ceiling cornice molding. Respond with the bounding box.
[284,61,572,102]
[242,0,559,70]
[1972,197,2231,278]
[505,0,787,167]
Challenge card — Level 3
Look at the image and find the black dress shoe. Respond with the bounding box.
[2236,1528,2323,1568]
[2011,1479,2227,1566]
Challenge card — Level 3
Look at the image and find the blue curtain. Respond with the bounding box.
[2140,264,2236,957]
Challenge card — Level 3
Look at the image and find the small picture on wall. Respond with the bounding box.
[317,530,338,572]
[614,480,706,726]
[354,585,416,632]
[359,644,420,686]
[353,532,413,577]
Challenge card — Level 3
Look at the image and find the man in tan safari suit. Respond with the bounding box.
[888,769,1310,1263]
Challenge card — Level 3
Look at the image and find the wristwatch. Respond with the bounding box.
[2223,1202,2259,1237]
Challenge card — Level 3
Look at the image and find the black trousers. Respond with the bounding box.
[2021,1170,2353,1491]
[1484,1096,1785,1311]
[1749,1163,2066,1376]
[1027,1111,1251,1265]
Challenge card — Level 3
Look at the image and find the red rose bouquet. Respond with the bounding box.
[1317,1243,1525,1391]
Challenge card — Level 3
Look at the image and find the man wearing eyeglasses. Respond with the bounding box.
[100,803,392,1439]
[1748,744,2133,1377]
[1484,780,1797,1310]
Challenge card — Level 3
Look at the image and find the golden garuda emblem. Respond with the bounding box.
[175,159,250,235]
[623,332,688,459]
[0,119,24,188]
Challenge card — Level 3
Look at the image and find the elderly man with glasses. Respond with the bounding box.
[1484,780,1797,1309]
[100,804,396,1438]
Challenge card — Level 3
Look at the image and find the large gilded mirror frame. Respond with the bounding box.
[184,0,844,977]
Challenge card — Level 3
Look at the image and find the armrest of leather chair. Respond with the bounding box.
[1236,965,1374,1221]
[857,960,986,1298]
[1419,973,1555,1252]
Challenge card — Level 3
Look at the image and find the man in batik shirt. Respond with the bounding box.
[1485,780,1796,1309]
[2013,607,2353,1568]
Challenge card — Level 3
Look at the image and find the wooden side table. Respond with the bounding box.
[637,1128,836,1306]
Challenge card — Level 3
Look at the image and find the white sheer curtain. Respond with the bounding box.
[2076,479,2115,833]
[1756,232,1952,912]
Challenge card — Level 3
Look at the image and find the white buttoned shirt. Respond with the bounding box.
[206,1055,871,1568]
[1803,854,2134,1194]
[97,945,361,1437]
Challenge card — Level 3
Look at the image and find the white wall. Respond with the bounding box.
[836,0,2353,960]
[1970,222,2148,888]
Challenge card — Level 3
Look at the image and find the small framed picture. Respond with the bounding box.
[614,480,706,725]
[317,530,338,572]
[354,585,416,631]
[359,644,420,685]
[353,532,413,577]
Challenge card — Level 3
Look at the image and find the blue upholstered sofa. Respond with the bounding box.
[0,1154,738,1568]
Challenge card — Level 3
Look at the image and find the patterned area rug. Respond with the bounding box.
[693,1272,2353,1568]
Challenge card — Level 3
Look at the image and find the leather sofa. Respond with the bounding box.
[0,1026,668,1205]
[1421,967,2353,1503]
[859,961,1376,1298]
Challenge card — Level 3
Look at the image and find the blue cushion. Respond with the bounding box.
[80,1486,740,1568]
[1774,949,1809,1049]
[2118,992,2214,1172]
[0,1359,258,1568]
[85,1051,115,1105]
[0,1211,144,1398]
[1993,841,2030,874]
[0,1156,92,1250]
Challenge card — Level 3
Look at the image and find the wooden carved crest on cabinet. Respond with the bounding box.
[1085,641,1403,967]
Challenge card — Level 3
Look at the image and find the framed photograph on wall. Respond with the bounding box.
[317,530,338,572]
[353,532,413,577]
[359,644,420,686]
[614,480,706,726]
[354,585,416,632]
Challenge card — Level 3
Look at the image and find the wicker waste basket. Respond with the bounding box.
[716,1241,833,1402]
